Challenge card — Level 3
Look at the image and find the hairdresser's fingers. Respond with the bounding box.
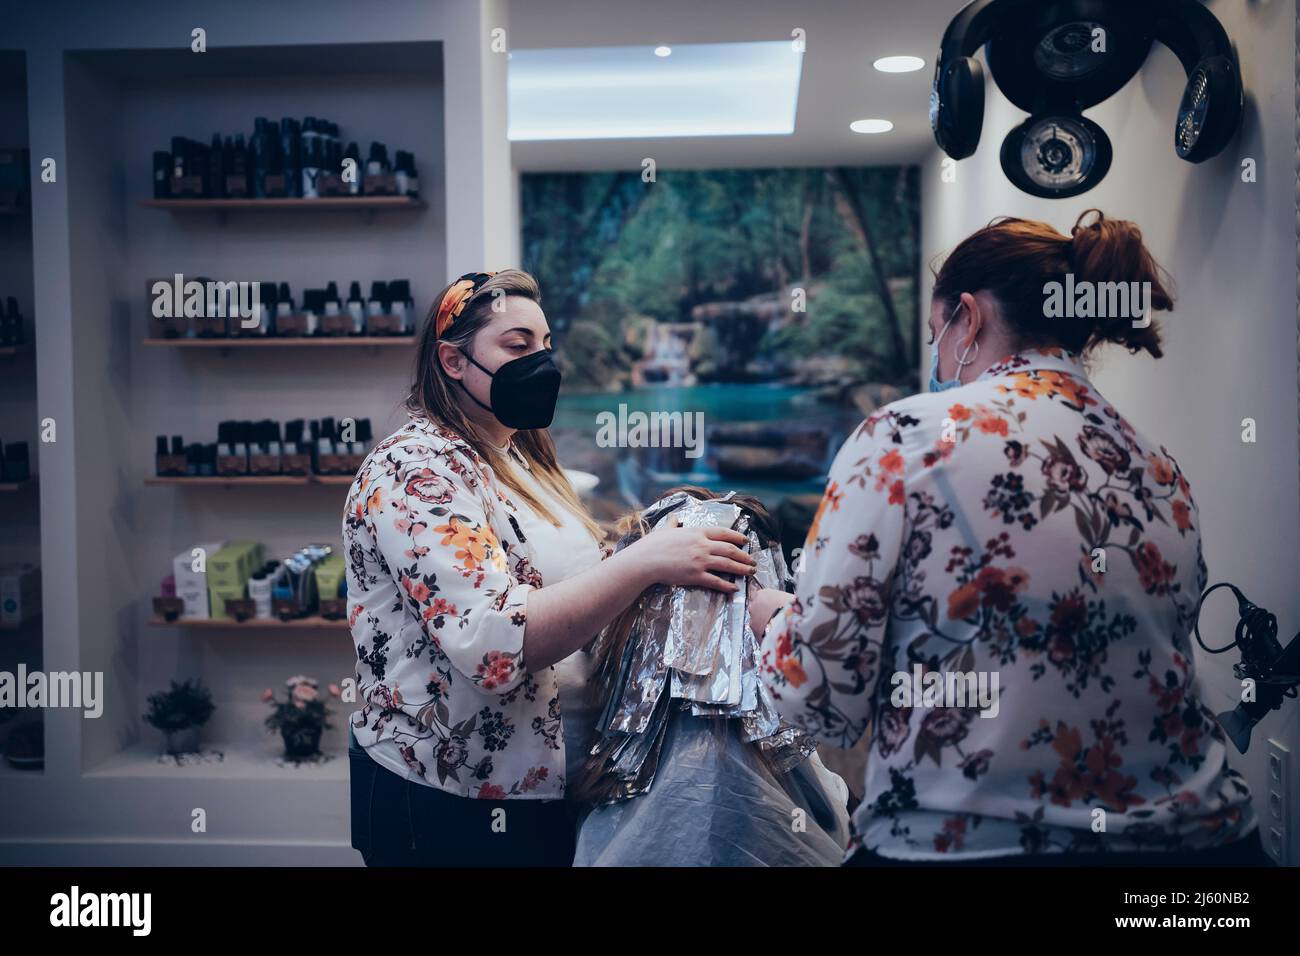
[707,541,757,565]
[703,554,756,577]
[691,570,742,593]
[703,527,749,548]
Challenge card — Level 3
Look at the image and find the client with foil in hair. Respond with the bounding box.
[566,487,851,866]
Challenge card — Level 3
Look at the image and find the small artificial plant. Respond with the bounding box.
[144,678,216,733]
[263,675,341,759]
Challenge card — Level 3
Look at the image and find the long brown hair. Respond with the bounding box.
[406,269,604,543]
[932,209,1174,358]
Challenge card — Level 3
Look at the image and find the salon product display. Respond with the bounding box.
[0,297,26,346]
[154,417,373,479]
[155,540,346,623]
[0,440,31,483]
[151,115,419,200]
[146,276,417,338]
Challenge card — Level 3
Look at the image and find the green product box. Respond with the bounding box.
[208,583,248,620]
[207,541,264,592]
[313,554,345,602]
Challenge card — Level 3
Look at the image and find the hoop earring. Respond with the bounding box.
[953,338,979,383]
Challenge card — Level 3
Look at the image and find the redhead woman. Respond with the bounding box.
[750,211,1268,866]
[343,270,755,866]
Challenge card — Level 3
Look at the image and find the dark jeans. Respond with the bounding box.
[845,829,1274,867]
[348,730,576,867]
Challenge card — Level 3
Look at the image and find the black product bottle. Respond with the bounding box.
[343,141,362,195]
[231,133,249,197]
[171,136,187,180]
[155,436,169,476]
[301,118,322,199]
[208,133,225,198]
[346,281,366,335]
[277,282,295,323]
[185,443,202,477]
[367,281,388,324]
[281,117,301,199]
[153,151,172,199]
[395,151,420,199]
[315,417,335,473]
[2,442,28,483]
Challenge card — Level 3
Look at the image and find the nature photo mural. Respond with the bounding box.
[523,165,921,550]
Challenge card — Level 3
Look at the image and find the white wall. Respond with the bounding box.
[921,0,1299,860]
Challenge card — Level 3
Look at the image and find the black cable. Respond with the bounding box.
[1193,581,1276,655]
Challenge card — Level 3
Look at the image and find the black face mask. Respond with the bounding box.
[458,347,562,430]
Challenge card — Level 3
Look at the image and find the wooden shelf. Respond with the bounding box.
[139,196,424,211]
[149,615,347,631]
[0,476,37,493]
[144,336,414,348]
[0,344,32,357]
[145,475,353,487]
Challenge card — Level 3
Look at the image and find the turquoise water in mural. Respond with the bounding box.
[553,382,841,430]
[554,382,852,503]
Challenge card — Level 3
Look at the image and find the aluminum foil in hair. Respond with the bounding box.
[581,490,816,805]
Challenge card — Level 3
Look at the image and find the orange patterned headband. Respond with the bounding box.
[433,271,497,339]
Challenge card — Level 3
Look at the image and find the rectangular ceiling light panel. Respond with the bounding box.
[508,41,803,141]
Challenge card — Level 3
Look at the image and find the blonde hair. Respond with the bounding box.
[406,269,605,544]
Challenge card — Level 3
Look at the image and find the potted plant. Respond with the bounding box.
[263,675,341,760]
[144,679,216,755]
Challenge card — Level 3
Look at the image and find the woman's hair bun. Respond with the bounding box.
[1067,209,1173,358]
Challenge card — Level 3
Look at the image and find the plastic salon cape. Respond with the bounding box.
[566,490,851,867]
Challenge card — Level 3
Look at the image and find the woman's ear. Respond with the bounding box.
[957,291,984,349]
[437,341,466,381]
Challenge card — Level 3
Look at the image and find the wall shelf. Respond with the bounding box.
[0,476,38,493]
[149,615,346,631]
[139,197,424,212]
[144,336,414,349]
[144,475,353,487]
[0,344,31,357]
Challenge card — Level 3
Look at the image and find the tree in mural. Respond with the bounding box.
[521,165,920,390]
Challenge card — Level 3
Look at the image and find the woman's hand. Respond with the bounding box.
[624,523,756,593]
[748,585,795,638]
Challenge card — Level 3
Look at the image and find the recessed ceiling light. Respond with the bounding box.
[850,118,894,134]
[654,46,672,58]
[508,41,804,140]
[873,55,925,73]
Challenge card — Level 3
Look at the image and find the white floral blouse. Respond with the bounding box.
[343,416,590,801]
[760,347,1257,860]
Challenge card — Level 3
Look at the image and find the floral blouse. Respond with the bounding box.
[760,347,1257,860]
[343,416,585,801]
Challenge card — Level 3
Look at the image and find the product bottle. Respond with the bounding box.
[249,570,273,619]
[395,151,420,199]
[346,281,366,335]
[281,117,301,199]
[301,117,322,199]
[315,417,335,474]
[343,142,362,195]
[208,133,225,198]
[231,133,249,197]
[367,281,388,334]
[153,151,172,199]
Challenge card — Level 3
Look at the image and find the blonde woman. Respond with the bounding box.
[343,270,755,866]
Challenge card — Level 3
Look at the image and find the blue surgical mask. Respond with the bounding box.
[928,311,964,392]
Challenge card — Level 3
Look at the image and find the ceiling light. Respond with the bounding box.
[873,55,925,73]
[850,118,894,134]
[508,41,804,140]
[654,46,672,58]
